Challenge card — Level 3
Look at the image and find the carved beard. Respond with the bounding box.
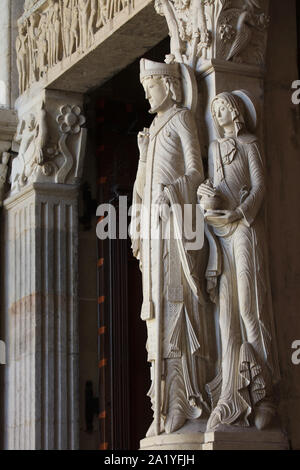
[148,91,173,115]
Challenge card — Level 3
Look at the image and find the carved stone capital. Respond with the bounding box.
[155,0,270,70]
[10,88,87,196]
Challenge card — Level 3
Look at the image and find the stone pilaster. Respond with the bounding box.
[3,182,79,450]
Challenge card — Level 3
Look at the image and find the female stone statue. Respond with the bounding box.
[198,91,280,432]
[131,59,209,437]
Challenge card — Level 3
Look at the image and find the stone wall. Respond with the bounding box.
[265,0,300,450]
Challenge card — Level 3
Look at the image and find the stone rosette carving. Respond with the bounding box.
[154,0,270,70]
[56,104,86,134]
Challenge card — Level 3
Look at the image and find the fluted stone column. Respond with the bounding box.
[3,183,79,449]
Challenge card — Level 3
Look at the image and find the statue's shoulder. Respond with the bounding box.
[171,106,196,128]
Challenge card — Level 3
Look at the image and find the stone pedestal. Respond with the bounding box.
[140,422,289,451]
[203,429,289,450]
[140,420,206,450]
[3,183,80,449]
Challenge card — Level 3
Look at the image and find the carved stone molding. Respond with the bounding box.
[10,89,87,196]
[154,0,270,70]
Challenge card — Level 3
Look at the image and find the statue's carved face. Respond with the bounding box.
[213,100,233,128]
[142,77,170,114]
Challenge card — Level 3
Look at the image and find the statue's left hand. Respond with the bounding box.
[155,190,170,224]
[206,209,242,226]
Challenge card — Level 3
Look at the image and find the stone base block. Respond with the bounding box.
[203,428,289,450]
[140,433,205,451]
[140,421,289,450]
[140,420,206,450]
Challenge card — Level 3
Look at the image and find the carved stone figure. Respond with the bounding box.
[47,0,56,68]
[198,91,280,432]
[96,0,109,28]
[62,0,72,57]
[78,0,89,51]
[11,104,48,192]
[53,2,62,64]
[70,1,80,53]
[27,13,40,85]
[131,59,209,437]
[0,153,10,204]
[16,21,29,94]
[88,0,98,45]
[37,13,48,78]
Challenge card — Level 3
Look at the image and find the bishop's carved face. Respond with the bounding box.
[142,76,171,114]
[213,100,233,128]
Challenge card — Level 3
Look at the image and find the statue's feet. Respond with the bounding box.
[146,418,165,438]
[254,401,276,430]
[164,413,186,434]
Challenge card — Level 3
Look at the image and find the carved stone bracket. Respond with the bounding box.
[154,0,270,70]
[10,89,87,196]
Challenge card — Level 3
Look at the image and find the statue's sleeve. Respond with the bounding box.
[135,159,147,200]
[237,142,265,227]
[168,109,204,196]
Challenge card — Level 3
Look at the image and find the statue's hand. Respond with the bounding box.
[155,190,170,224]
[197,182,218,198]
[137,128,149,160]
[205,209,242,227]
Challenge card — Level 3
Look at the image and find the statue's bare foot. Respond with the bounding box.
[164,413,186,434]
[254,401,276,430]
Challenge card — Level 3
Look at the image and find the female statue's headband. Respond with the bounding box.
[140,59,181,82]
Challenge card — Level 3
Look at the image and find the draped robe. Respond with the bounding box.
[205,135,280,428]
[131,104,209,422]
